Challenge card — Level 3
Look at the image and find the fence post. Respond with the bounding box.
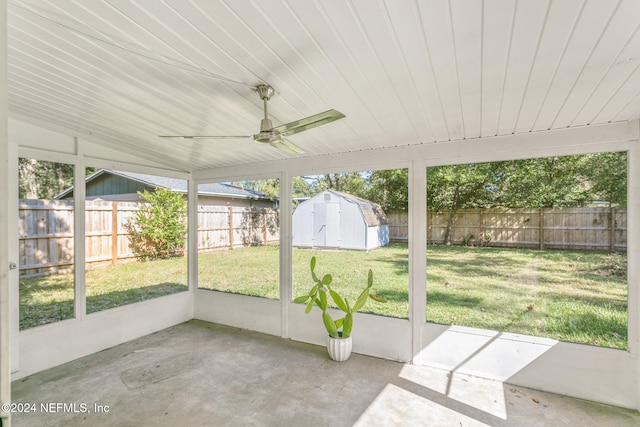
[111,202,118,265]
[479,209,484,246]
[609,207,616,252]
[539,208,545,250]
[228,207,234,248]
[263,211,268,244]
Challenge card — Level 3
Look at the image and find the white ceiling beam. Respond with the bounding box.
[194,121,638,182]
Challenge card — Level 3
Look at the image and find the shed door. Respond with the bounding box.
[314,203,340,247]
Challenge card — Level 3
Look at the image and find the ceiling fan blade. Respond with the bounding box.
[158,135,250,139]
[269,138,304,154]
[272,109,345,137]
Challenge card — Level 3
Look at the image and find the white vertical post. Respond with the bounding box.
[0,0,10,423]
[409,160,427,364]
[7,128,16,376]
[188,178,198,295]
[627,131,640,409]
[279,171,292,338]
[73,139,86,319]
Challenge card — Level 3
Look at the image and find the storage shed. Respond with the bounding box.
[293,190,389,250]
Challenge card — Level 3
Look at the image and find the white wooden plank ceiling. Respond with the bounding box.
[7,0,640,172]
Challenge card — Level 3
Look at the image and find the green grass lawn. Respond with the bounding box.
[20,244,628,350]
[198,246,281,298]
[425,245,627,349]
[19,257,187,329]
[199,243,627,350]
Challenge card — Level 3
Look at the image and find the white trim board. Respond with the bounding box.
[13,292,192,380]
[194,121,638,181]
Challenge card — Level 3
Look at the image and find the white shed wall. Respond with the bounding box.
[366,224,390,250]
[292,198,315,247]
[293,191,387,250]
[337,197,367,250]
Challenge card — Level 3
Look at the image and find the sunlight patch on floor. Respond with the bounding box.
[420,326,559,381]
[354,383,492,427]
[399,364,508,419]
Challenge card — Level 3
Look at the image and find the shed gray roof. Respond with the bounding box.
[325,190,388,227]
[56,169,269,200]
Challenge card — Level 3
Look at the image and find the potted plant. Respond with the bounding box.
[294,256,385,361]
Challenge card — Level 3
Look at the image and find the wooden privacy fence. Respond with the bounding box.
[19,199,279,278]
[197,204,279,251]
[19,200,626,278]
[387,207,627,251]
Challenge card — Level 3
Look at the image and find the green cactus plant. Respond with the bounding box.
[294,256,385,338]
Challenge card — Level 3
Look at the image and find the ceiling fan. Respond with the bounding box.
[159,84,345,154]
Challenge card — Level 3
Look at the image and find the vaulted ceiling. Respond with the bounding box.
[8,0,640,172]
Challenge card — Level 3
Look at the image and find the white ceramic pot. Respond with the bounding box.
[327,335,352,362]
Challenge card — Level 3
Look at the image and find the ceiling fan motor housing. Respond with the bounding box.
[254,130,277,143]
[255,117,277,143]
[260,118,273,132]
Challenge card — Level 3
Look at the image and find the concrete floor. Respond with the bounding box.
[10,320,640,427]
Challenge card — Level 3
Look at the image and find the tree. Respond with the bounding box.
[237,177,313,200]
[581,151,627,206]
[427,163,501,244]
[19,158,74,199]
[124,188,187,260]
[316,172,368,195]
[301,170,409,211]
[425,152,627,244]
[238,178,279,199]
[364,169,409,211]
[495,156,591,208]
[290,176,311,198]
[19,158,98,199]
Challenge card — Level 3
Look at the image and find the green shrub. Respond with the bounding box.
[461,232,475,246]
[124,188,187,260]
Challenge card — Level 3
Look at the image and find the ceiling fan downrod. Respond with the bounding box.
[255,84,276,139]
[255,84,275,132]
